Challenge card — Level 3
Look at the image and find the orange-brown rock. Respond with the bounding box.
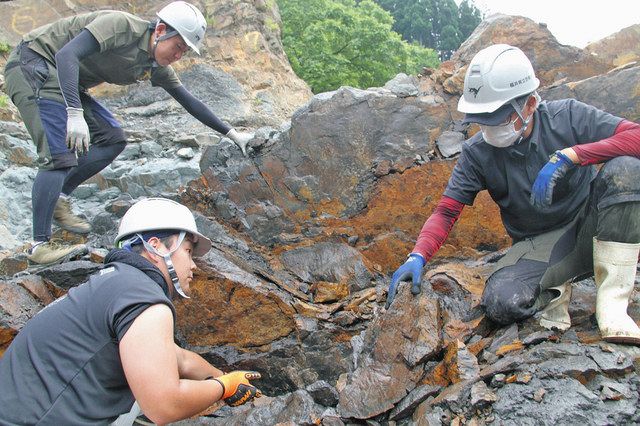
[585,24,640,68]
[174,261,296,348]
[495,341,524,357]
[342,162,509,273]
[0,276,51,356]
[443,340,480,384]
[452,14,610,88]
[311,281,349,303]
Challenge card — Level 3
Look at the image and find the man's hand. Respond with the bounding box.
[530,150,575,209]
[386,253,426,309]
[66,107,90,155]
[214,371,262,407]
[226,129,254,156]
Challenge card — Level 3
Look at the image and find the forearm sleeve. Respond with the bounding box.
[411,195,464,261]
[165,85,232,135]
[55,29,101,109]
[573,120,640,165]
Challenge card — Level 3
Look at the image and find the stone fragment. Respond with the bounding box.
[35,260,101,290]
[533,388,546,402]
[443,340,480,383]
[388,384,441,421]
[436,131,464,158]
[470,381,497,408]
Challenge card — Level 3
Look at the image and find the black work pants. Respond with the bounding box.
[481,156,640,325]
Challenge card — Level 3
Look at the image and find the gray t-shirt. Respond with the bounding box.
[444,99,622,241]
[0,258,175,425]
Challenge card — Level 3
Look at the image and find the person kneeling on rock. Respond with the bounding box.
[0,198,261,424]
[386,44,640,345]
[4,1,255,265]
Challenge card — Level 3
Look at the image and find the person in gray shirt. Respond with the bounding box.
[0,198,261,424]
[386,44,640,345]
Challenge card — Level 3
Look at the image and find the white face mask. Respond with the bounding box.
[480,117,526,148]
[480,94,538,148]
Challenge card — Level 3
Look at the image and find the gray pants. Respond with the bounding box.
[481,156,640,325]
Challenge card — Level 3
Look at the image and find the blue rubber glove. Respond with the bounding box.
[530,150,574,209]
[385,253,426,309]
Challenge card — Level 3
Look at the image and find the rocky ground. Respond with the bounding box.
[1,9,640,426]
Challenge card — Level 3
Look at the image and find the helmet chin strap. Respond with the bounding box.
[151,21,179,66]
[140,230,190,299]
[508,92,539,145]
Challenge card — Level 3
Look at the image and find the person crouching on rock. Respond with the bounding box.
[386,44,640,345]
[0,198,261,424]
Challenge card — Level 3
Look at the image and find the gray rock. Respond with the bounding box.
[280,242,373,293]
[306,380,339,407]
[536,355,599,380]
[383,73,419,97]
[470,381,497,408]
[493,376,637,425]
[389,384,441,421]
[35,260,101,290]
[435,131,464,158]
[177,147,196,159]
[586,346,634,375]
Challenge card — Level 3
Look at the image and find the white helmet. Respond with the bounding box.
[157,1,207,54]
[115,197,211,257]
[458,44,540,115]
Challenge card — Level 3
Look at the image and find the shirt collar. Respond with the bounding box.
[139,27,153,58]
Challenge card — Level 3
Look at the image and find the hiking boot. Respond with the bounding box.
[53,197,91,234]
[26,241,87,265]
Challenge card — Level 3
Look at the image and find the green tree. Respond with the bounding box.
[433,0,460,59]
[458,0,482,41]
[372,0,482,57]
[278,0,439,93]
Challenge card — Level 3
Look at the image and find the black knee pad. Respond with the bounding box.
[593,156,640,209]
[481,262,542,325]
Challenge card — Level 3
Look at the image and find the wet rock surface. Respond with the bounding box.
[1,9,640,425]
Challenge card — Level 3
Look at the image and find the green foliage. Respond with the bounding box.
[373,0,483,60]
[458,0,483,41]
[277,0,439,93]
[0,41,12,55]
[0,94,9,108]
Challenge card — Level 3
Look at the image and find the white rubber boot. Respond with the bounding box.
[539,281,572,331]
[593,238,640,345]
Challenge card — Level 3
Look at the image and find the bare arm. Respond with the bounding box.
[175,344,224,380]
[120,304,224,425]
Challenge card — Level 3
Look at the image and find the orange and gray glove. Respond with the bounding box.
[214,371,262,406]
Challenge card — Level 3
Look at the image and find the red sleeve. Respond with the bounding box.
[573,120,640,165]
[411,195,464,262]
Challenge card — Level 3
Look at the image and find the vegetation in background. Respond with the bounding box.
[0,41,12,55]
[277,0,439,93]
[0,94,9,108]
[373,0,482,60]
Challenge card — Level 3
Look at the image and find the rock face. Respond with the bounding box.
[2,7,640,425]
[585,24,640,68]
[451,14,611,87]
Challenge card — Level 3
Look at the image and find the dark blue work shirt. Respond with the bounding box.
[444,99,622,241]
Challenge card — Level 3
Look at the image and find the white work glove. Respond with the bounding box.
[226,128,254,156]
[66,107,90,155]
